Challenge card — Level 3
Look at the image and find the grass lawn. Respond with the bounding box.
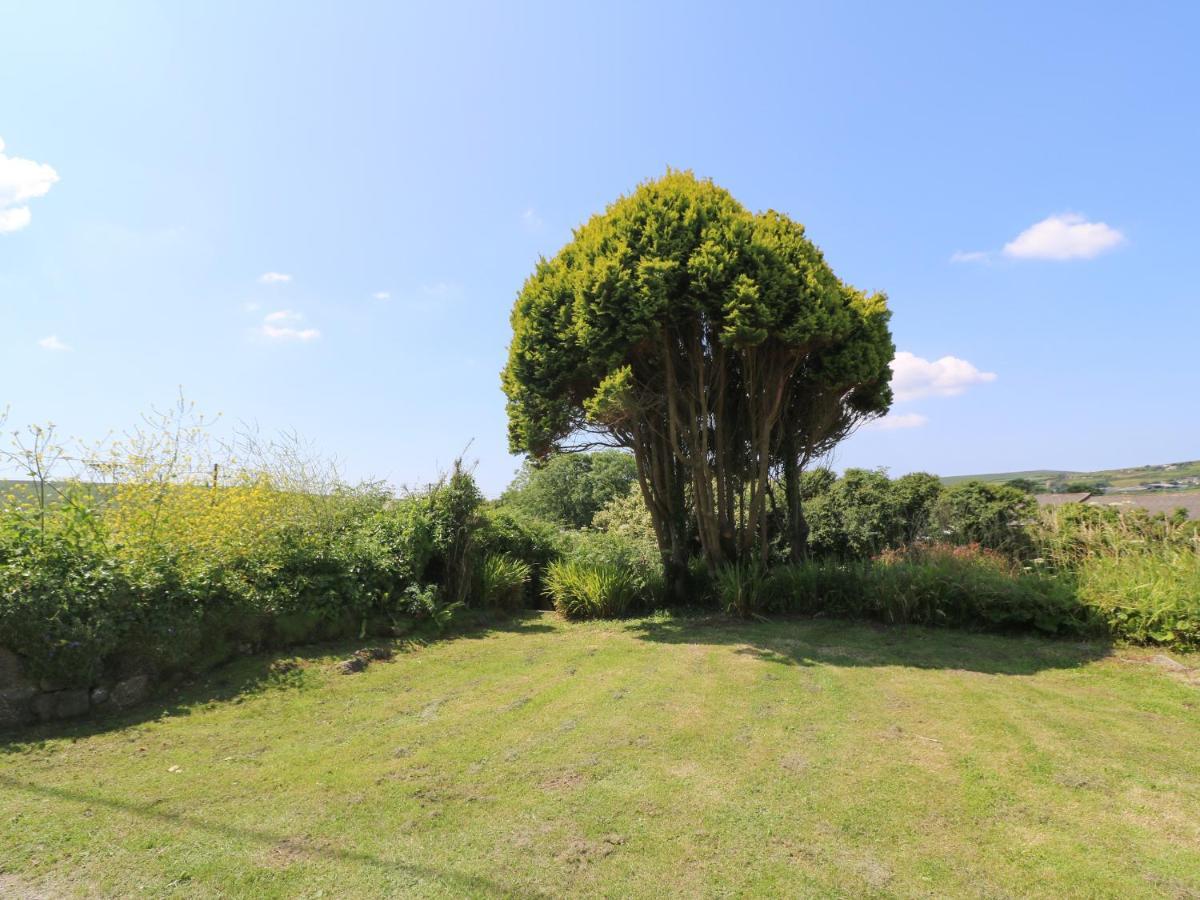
[3,613,1199,898]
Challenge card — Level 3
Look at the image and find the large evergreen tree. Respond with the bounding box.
[502,171,894,591]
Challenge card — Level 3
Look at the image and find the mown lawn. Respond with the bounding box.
[2,613,1199,898]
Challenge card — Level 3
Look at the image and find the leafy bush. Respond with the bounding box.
[758,544,1088,635]
[1075,551,1200,648]
[715,562,768,617]
[934,481,1034,554]
[475,506,561,600]
[477,554,532,610]
[592,483,657,545]
[500,450,637,528]
[0,527,133,687]
[544,559,636,619]
[0,409,489,690]
[557,529,663,607]
[804,469,943,558]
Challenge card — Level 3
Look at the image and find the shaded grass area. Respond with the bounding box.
[2,613,1199,898]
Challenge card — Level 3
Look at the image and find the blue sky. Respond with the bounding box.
[2,1,1197,494]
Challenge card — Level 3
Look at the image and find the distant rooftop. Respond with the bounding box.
[1034,492,1092,507]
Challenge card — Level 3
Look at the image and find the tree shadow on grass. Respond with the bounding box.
[624,612,1112,676]
[0,611,556,749]
[0,775,543,898]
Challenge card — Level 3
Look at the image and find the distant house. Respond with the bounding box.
[1034,492,1092,507]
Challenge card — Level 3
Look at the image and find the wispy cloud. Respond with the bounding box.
[521,208,544,231]
[868,412,928,431]
[890,351,996,403]
[1003,213,1125,260]
[258,271,292,284]
[949,250,992,264]
[954,212,1125,263]
[0,137,59,234]
[37,335,71,352]
[259,309,320,342]
[372,291,391,301]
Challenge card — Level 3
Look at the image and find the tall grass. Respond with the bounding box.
[544,559,636,619]
[477,553,532,611]
[1034,505,1200,648]
[756,543,1086,635]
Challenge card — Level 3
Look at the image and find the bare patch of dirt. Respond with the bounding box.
[780,752,810,774]
[0,873,52,899]
[556,833,626,866]
[1054,771,1106,791]
[540,770,585,791]
[257,836,333,869]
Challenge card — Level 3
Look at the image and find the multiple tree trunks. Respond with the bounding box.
[503,172,895,576]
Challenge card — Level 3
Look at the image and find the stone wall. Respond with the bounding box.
[0,647,151,728]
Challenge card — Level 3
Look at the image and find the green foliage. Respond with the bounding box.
[477,554,532,611]
[935,481,1035,553]
[0,526,131,686]
[557,529,664,606]
[543,559,636,619]
[1034,503,1200,649]
[502,170,894,573]
[758,544,1088,634]
[501,450,637,528]
[715,562,768,617]
[1075,552,1200,648]
[0,414,487,688]
[1005,477,1040,494]
[474,506,562,602]
[1054,479,1108,494]
[805,469,942,558]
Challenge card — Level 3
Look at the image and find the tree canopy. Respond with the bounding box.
[502,171,894,585]
[500,450,638,529]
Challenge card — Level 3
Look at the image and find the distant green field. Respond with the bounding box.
[941,460,1200,491]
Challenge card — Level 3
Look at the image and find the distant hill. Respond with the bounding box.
[941,459,1200,493]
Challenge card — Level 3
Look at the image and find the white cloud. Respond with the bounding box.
[1002,213,1124,260]
[521,208,544,231]
[258,271,292,284]
[259,309,320,342]
[372,291,391,301]
[0,137,59,234]
[38,335,71,352]
[868,412,928,431]
[950,250,991,264]
[890,351,996,402]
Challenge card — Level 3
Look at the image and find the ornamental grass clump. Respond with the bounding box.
[544,559,636,619]
[477,553,532,611]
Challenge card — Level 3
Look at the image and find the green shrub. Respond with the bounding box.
[1075,550,1200,648]
[475,506,561,601]
[715,562,769,617]
[759,544,1088,636]
[934,482,1034,554]
[803,469,943,559]
[477,554,532,610]
[558,529,664,607]
[499,450,637,528]
[544,559,636,619]
[0,437,487,690]
[0,529,133,687]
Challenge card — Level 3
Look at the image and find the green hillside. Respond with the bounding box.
[941,460,1200,491]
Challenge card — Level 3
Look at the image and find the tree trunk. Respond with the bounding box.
[782,431,809,562]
